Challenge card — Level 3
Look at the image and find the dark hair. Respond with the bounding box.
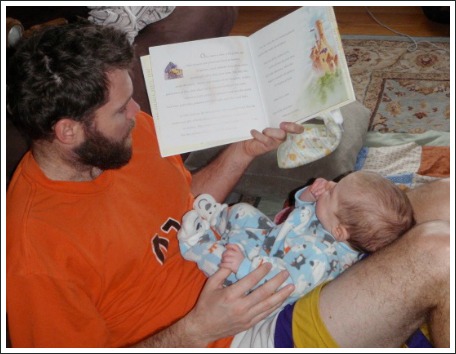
[7,22,134,141]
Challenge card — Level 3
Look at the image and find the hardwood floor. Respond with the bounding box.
[230,6,450,37]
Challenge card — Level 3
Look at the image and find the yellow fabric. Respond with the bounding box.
[420,324,431,342]
[292,282,339,348]
[292,282,432,348]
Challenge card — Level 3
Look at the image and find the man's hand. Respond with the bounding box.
[240,121,304,158]
[191,121,304,202]
[220,244,244,273]
[184,263,295,346]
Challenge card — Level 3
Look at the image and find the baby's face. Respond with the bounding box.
[315,180,339,236]
[315,176,354,240]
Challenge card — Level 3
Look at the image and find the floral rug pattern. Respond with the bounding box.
[342,37,450,133]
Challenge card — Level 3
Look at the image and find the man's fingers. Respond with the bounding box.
[253,128,288,141]
[250,129,282,147]
[248,295,289,326]
[279,121,304,134]
[229,262,272,295]
[245,279,295,325]
[262,128,287,141]
[245,270,293,304]
[206,267,234,288]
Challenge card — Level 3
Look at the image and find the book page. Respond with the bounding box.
[140,55,160,132]
[250,7,355,128]
[147,37,267,157]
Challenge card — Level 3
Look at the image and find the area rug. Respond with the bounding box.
[342,36,450,133]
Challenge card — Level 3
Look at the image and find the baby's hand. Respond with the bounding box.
[310,178,329,200]
[220,244,244,274]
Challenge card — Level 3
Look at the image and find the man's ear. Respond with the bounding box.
[332,224,349,242]
[54,118,82,145]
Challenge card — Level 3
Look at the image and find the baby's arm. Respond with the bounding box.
[220,244,245,273]
[229,243,336,304]
[218,241,294,291]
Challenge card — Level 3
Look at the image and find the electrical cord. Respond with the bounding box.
[365,7,449,54]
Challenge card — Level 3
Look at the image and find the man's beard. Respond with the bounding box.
[74,122,134,170]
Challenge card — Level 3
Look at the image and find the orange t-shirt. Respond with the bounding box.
[6,112,232,348]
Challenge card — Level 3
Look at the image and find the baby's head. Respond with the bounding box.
[338,171,415,252]
[323,171,415,253]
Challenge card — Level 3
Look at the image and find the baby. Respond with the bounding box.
[178,171,415,305]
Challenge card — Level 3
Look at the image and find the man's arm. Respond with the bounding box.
[406,178,449,223]
[131,263,295,347]
[191,122,304,202]
[314,179,450,347]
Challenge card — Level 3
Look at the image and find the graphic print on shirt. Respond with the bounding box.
[151,218,180,265]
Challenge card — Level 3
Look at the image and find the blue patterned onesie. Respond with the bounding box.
[179,187,362,305]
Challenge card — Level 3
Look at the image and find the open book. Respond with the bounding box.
[141,6,355,157]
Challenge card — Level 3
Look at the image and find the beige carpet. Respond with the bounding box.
[342,36,450,133]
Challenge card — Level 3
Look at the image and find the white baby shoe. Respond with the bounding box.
[178,210,210,246]
[193,194,227,226]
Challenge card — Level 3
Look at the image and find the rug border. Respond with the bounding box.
[341,34,450,43]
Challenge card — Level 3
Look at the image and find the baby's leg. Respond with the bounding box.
[178,210,212,248]
[193,194,227,227]
[193,194,275,247]
[178,210,226,277]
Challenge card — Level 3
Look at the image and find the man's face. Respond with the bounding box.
[74,70,140,170]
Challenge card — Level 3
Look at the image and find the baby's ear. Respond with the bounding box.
[332,224,349,242]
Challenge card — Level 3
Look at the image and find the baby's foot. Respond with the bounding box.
[178,210,210,246]
[193,194,226,226]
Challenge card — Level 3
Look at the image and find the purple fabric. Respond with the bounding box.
[274,303,295,348]
[406,329,433,348]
